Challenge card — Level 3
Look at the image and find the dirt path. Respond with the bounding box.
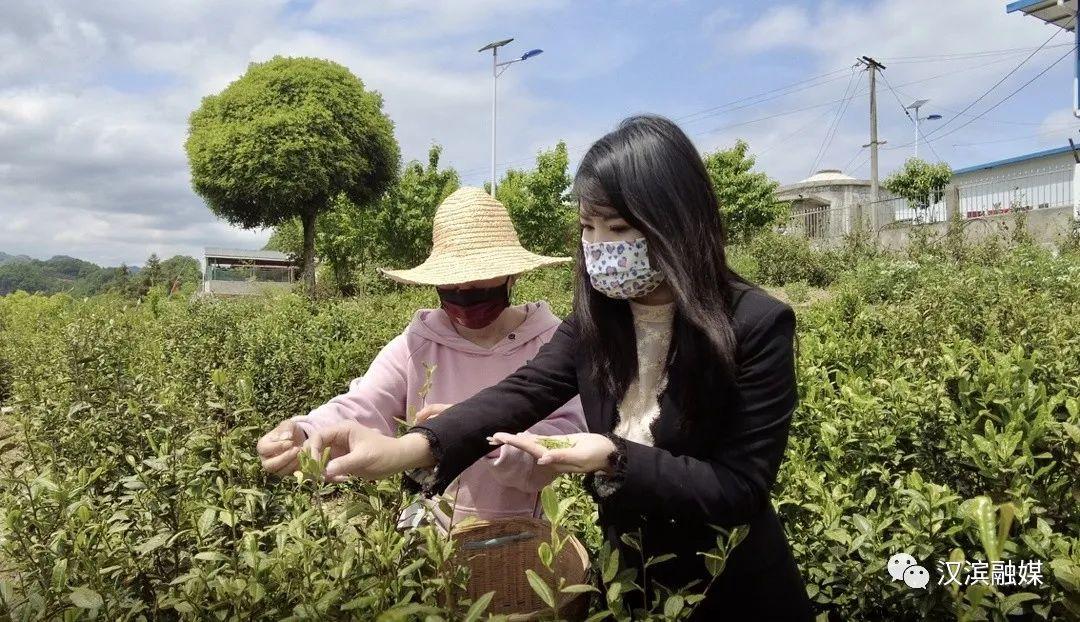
[763,285,833,308]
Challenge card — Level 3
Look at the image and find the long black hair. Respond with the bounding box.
[572,114,754,426]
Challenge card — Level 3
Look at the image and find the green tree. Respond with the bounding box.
[185,56,400,294]
[373,144,461,269]
[40,255,99,281]
[139,253,163,295]
[107,264,140,298]
[702,140,789,244]
[884,157,953,216]
[0,262,59,295]
[265,144,460,294]
[160,255,202,293]
[494,141,575,255]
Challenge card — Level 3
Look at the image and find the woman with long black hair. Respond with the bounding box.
[307,115,814,620]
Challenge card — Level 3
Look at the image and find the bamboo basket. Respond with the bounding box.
[449,516,592,620]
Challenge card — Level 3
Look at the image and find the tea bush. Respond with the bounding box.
[1,248,1078,620]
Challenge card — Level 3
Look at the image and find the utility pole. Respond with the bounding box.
[858,56,886,232]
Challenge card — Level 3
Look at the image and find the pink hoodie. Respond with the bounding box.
[291,301,586,529]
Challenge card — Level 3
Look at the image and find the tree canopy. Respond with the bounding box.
[266,144,460,294]
[185,56,400,293]
[884,157,953,214]
[702,140,789,244]
[494,141,575,256]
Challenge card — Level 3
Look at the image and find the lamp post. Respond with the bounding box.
[478,39,543,195]
[905,98,942,160]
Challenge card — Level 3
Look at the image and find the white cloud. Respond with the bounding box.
[700,0,1073,182]
[1,0,1072,266]
[302,0,570,43]
[0,0,580,266]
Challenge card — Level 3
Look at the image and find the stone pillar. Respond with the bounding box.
[946,185,960,221]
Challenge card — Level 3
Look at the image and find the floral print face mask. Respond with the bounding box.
[581,237,665,299]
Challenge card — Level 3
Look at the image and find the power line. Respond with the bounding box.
[676,71,856,127]
[808,68,862,175]
[675,66,854,124]
[880,72,913,122]
[842,146,866,171]
[921,19,1074,141]
[879,71,943,161]
[754,106,840,158]
[923,135,945,162]
[460,52,1028,179]
[890,90,1073,127]
[455,68,854,178]
[952,126,1080,147]
[921,44,1078,145]
[457,41,1074,181]
[881,42,1074,64]
[851,151,871,174]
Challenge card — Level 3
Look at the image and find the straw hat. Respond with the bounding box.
[379,186,571,286]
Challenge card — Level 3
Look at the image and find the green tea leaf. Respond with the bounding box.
[525,569,555,608]
[69,586,103,609]
[463,591,495,622]
[664,595,684,617]
[541,486,558,521]
[560,583,598,594]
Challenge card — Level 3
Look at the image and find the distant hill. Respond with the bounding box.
[0,252,198,297]
[0,251,32,266]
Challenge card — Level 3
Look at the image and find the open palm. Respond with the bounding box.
[487,432,616,475]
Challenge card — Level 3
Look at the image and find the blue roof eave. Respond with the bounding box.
[952,145,1074,175]
[1006,0,1057,14]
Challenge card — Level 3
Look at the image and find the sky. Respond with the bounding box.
[1,0,1077,267]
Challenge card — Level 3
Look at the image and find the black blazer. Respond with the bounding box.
[407,283,813,620]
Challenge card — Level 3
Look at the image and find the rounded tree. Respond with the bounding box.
[185,56,399,293]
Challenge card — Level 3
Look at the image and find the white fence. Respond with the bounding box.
[781,164,1076,242]
[956,165,1072,218]
[872,195,948,226]
[782,202,854,240]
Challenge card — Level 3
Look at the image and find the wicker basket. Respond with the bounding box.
[449,517,592,620]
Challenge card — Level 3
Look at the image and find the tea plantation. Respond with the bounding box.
[1,238,1078,620]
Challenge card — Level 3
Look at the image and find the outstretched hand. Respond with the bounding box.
[487,432,617,475]
[304,421,412,483]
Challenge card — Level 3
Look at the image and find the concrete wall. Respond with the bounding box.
[876,205,1073,251]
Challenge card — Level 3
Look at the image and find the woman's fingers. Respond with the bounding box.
[536,448,575,466]
[261,446,301,475]
[257,436,290,458]
[489,432,547,459]
[305,423,354,461]
[324,450,371,481]
[257,422,302,458]
[413,403,453,425]
[487,433,591,472]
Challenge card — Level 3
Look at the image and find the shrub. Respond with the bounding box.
[1,247,1078,620]
[741,230,833,287]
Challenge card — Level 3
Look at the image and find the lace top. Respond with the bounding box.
[612,299,676,446]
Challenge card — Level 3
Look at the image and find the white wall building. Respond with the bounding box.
[951,145,1075,218]
[776,145,1079,242]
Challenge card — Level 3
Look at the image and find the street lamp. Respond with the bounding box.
[478,39,543,195]
[905,98,942,160]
